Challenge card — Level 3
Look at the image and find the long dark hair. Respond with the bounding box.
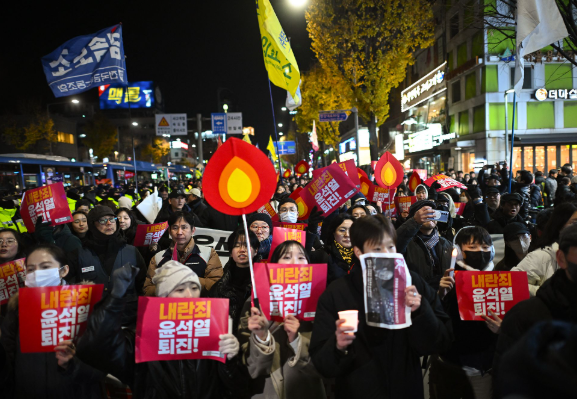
[323,213,355,245]
[532,203,577,250]
[116,208,138,244]
[0,228,26,260]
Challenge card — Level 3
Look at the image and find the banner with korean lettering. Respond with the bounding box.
[253,263,327,322]
[395,196,417,216]
[133,222,169,247]
[455,271,530,321]
[268,227,306,261]
[194,227,232,265]
[424,174,468,191]
[135,297,229,363]
[272,221,307,231]
[21,183,72,233]
[314,160,360,190]
[301,163,358,216]
[41,25,126,98]
[257,203,279,222]
[19,284,104,352]
[0,258,26,305]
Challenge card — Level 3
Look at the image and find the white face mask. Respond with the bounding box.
[25,267,63,288]
[510,235,531,256]
[279,211,298,223]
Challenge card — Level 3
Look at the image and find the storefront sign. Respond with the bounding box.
[401,62,446,112]
[535,87,577,101]
[407,124,455,153]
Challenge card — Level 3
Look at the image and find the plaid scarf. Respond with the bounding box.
[421,231,439,250]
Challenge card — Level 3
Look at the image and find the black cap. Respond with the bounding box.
[503,222,530,241]
[247,213,273,231]
[487,174,501,181]
[169,189,187,199]
[408,200,436,219]
[501,193,524,206]
[485,187,501,196]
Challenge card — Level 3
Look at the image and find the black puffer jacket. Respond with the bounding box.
[395,218,453,291]
[76,294,249,399]
[208,258,253,334]
[309,265,452,399]
[0,293,105,399]
[486,208,526,234]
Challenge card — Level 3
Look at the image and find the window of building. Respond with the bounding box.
[561,145,570,166]
[461,152,476,173]
[512,147,522,173]
[547,146,557,171]
[535,146,545,172]
[573,145,577,171]
[525,147,534,170]
[452,81,461,103]
[450,13,460,38]
[510,67,533,89]
[57,132,74,144]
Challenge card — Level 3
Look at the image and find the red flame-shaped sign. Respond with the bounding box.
[408,170,422,192]
[283,169,292,179]
[374,152,405,189]
[202,138,277,215]
[295,160,309,175]
[357,167,369,181]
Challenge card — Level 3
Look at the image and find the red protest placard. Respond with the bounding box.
[269,227,307,261]
[257,202,279,222]
[455,271,530,321]
[454,202,466,215]
[336,160,361,189]
[19,284,104,352]
[0,258,26,305]
[394,196,417,216]
[370,186,395,203]
[135,297,229,363]
[272,221,307,231]
[253,263,327,322]
[21,183,72,233]
[424,174,468,191]
[133,222,169,247]
[301,163,358,216]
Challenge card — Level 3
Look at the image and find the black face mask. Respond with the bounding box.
[463,250,493,270]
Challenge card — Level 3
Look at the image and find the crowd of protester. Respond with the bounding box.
[0,160,576,399]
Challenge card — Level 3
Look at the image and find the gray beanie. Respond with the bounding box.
[152,260,201,297]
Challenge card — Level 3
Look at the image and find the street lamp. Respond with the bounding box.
[71,99,80,104]
[281,107,287,111]
[132,122,138,126]
[288,0,307,6]
[278,123,283,127]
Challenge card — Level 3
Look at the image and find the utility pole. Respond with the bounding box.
[187,114,211,165]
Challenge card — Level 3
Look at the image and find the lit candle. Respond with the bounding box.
[450,247,458,278]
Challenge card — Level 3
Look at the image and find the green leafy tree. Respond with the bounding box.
[306,0,435,161]
[83,113,119,160]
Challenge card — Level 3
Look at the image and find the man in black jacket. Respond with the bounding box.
[396,200,453,291]
[486,193,526,234]
[309,215,452,399]
[187,188,208,220]
[494,224,577,398]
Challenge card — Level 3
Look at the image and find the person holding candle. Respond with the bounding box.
[309,215,452,399]
[238,240,326,399]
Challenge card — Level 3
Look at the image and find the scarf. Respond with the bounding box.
[420,230,439,250]
[258,235,272,258]
[334,240,354,265]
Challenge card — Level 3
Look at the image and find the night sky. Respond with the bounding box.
[1,0,314,149]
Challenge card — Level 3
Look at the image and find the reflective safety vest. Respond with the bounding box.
[0,206,28,233]
[67,197,77,213]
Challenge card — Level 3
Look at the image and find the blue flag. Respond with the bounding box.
[41,25,127,98]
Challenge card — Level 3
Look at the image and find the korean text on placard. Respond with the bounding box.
[471,273,513,316]
[269,266,313,318]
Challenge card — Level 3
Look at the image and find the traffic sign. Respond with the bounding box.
[155,114,187,136]
[211,113,227,134]
[211,112,244,134]
[319,111,348,122]
[274,141,296,155]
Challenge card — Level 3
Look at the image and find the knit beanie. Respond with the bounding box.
[118,196,133,209]
[152,260,201,298]
[247,213,273,232]
[87,206,118,241]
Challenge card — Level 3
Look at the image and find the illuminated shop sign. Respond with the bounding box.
[401,62,447,112]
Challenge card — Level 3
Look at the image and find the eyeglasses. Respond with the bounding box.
[97,217,118,225]
[0,238,16,245]
[250,224,269,231]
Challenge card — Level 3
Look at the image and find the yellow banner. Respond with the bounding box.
[256,0,300,101]
[267,135,278,162]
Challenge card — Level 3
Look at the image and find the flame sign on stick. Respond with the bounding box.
[374,152,404,189]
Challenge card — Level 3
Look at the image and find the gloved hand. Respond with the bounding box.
[110,263,140,299]
[219,333,239,360]
[467,185,482,201]
[307,206,324,235]
[34,216,55,244]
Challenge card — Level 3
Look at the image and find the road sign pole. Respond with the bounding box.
[197,113,203,165]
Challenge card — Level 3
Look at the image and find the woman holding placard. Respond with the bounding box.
[309,215,451,399]
[76,261,246,399]
[0,244,106,398]
[238,240,326,399]
[0,229,26,265]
